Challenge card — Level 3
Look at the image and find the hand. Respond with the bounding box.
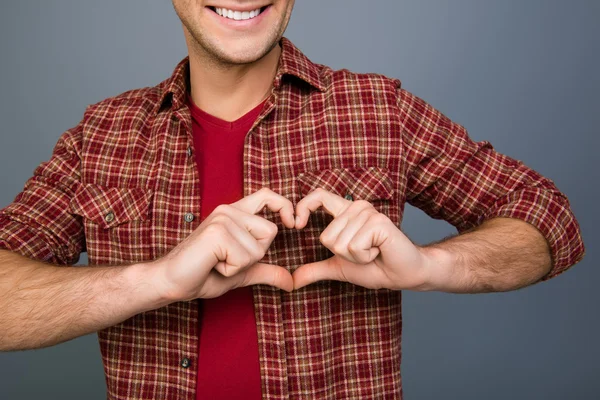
[151,188,295,301]
[293,188,432,291]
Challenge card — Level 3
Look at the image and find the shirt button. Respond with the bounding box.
[344,193,354,201]
[105,212,115,223]
[180,358,191,369]
[186,146,193,157]
[184,213,195,223]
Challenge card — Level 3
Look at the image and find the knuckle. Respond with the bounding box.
[319,232,331,247]
[332,242,346,255]
[210,214,226,224]
[272,268,282,287]
[213,204,231,215]
[354,199,372,209]
[347,241,359,254]
[266,221,278,237]
[205,222,228,238]
[372,213,389,224]
[222,266,236,278]
[364,207,380,217]
[347,243,363,260]
[231,256,251,273]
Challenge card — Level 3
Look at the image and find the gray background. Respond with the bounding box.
[0,0,598,399]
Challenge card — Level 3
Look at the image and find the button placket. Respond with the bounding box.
[173,110,200,230]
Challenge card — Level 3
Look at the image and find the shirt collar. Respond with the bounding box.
[273,37,326,92]
[156,37,326,114]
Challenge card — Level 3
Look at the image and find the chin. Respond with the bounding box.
[206,37,279,65]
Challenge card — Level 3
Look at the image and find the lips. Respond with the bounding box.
[207,5,270,21]
[214,7,264,20]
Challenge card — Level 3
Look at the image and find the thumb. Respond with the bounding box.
[292,256,349,290]
[236,263,294,292]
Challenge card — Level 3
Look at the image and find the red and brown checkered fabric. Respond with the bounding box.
[0,38,584,399]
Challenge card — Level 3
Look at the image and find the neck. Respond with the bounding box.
[187,43,281,122]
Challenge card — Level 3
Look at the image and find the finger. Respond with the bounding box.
[292,256,349,290]
[232,188,295,229]
[199,267,290,299]
[233,262,294,292]
[347,217,389,264]
[295,189,351,229]
[330,207,378,264]
[318,214,349,250]
[237,214,278,248]
[210,219,267,277]
[206,222,260,278]
[319,201,375,251]
[212,207,279,248]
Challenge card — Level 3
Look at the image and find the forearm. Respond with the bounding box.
[0,250,167,351]
[420,218,552,293]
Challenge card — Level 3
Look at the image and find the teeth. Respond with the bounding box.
[214,6,262,20]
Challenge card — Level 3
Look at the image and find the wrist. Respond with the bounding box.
[417,245,457,292]
[123,260,175,312]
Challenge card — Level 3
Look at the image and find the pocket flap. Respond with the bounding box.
[297,167,394,201]
[70,185,152,229]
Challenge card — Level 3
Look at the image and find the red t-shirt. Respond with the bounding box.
[188,97,265,400]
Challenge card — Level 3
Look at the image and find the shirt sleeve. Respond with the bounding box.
[397,88,584,280]
[0,121,85,265]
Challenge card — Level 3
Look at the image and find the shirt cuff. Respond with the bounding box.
[0,215,58,263]
[481,187,585,280]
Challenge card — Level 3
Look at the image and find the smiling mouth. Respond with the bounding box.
[207,6,269,21]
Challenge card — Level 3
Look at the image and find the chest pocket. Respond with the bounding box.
[296,166,394,203]
[69,184,153,264]
[295,166,398,265]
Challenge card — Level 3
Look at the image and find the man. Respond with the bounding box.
[0,1,585,399]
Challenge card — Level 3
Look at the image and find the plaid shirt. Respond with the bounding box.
[0,38,584,399]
